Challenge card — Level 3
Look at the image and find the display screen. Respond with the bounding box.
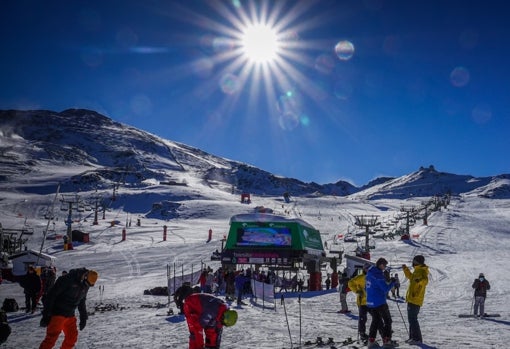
[236,226,292,247]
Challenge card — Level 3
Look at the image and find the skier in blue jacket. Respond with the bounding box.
[365,258,396,348]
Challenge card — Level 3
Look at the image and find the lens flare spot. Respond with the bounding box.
[192,57,214,78]
[335,40,355,61]
[213,37,234,53]
[281,31,300,42]
[333,80,353,101]
[219,73,241,94]
[450,66,470,87]
[278,112,300,131]
[300,114,311,127]
[315,54,335,74]
[472,104,492,124]
[277,93,299,116]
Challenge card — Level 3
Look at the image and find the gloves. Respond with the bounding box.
[40,315,51,327]
[383,270,390,281]
[79,316,87,330]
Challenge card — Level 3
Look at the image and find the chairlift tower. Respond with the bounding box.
[354,215,379,253]
[89,192,105,225]
[400,206,417,236]
[60,194,81,241]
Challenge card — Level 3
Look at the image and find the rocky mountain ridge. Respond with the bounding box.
[0,109,508,200]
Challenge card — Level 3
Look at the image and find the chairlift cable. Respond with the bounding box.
[37,183,61,264]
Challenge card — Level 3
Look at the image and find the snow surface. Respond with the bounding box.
[1,179,509,348]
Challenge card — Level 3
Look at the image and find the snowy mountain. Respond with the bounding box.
[1,109,508,208]
[0,109,357,198]
[354,166,510,200]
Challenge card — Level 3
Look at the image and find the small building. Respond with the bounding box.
[8,249,56,277]
[240,193,251,204]
[344,254,374,278]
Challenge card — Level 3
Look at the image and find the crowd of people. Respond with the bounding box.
[0,266,97,349]
[343,256,430,348]
[1,256,492,349]
[343,254,491,348]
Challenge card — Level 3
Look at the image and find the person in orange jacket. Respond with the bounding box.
[183,292,237,349]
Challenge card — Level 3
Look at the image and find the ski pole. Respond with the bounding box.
[395,300,409,337]
[298,293,302,347]
[281,294,293,348]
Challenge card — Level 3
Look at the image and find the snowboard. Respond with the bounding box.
[458,313,500,318]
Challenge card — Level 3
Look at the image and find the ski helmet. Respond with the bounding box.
[85,270,99,287]
[412,255,425,265]
[222,309,238,327]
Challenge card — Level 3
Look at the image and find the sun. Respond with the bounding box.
[240,23,280,64]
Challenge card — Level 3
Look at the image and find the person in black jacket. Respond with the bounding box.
[174,282,194,314]
[472,273,490,317]
[19,266,41,313]
[41,267,57,306]
[339,272,351,313]
[38,268,98,349]
[0,309,11,345]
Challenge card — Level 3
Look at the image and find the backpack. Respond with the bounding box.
[0,310,11,344]
[1,299,19,312]
[0,310,6,323]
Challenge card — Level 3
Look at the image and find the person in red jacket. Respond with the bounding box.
[183,293,237,349]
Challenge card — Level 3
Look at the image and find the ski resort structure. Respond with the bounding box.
[221,214,328,290]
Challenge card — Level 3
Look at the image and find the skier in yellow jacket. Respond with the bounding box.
[348,264,371,342]
[402,255,429,345]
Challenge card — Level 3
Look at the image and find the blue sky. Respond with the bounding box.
[1,0,509,186]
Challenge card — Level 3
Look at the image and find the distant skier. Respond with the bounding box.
[390,273,400,298]
[19,266,41,313]
[402,255,429,345]
[338,272,350,313]
[183,293,237,349]
[234,272,249,306]
[472,273,490,318]
[366,258,396,348]
[325,275,331,290]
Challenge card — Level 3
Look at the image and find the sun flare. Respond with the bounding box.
[241,24,280,64]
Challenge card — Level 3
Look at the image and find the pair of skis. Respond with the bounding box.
[283,336,358,349]
[458,313,500,318]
